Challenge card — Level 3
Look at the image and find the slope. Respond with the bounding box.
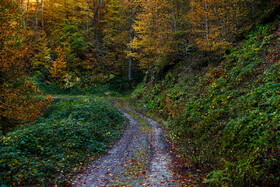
[128,17,280,186]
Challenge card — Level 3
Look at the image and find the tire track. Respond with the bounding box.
[72,101,177,186]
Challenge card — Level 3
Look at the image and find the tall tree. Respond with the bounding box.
[36,0,39,33]
[128,5,133,80]
[41,0,44,27]
[102,0,131,76]
[87,0,90,36]
[188,0,264,51]
[0,0,50,133]
[25,0,30,26]
[132,0,176,70]
[93,0,103,29]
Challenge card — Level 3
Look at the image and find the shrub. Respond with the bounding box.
[129,22,280,185]
[0,98,126,185]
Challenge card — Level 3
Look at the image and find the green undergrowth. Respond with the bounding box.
[128,21,280,186]
[34,72,136,97]
[0,98,126,185]
[37,82,121,96]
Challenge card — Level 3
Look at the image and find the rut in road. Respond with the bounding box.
[72,101,178,186]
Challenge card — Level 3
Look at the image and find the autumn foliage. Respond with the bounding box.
[49,46,67,79]
[132,0,177,70]
[0,0,50,133]
[189,0,256,51]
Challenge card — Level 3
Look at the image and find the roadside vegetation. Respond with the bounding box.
[0,98,126,185]
[127,21,280,186]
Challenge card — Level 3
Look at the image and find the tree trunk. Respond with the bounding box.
[205,0,209,42]
[93,0,103,29]
[87,0,89,36]
[36,0,39,33]
[251,0,255,17]
[169,0,177,32]
[64,0,67,22]
[21,0,25,26]
[25,0,30,26]
[128,7,133,81]
[92,0,102,46]
[41,0,44,27]
[233,2,238,26]
[73,0,76,19]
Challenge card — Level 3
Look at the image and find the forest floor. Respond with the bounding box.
[71,100,189,186]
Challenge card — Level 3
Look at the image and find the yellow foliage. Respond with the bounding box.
[0,0,51,133]
[189,0,251,51]
[49,46,67,79]
[132,0,176,69]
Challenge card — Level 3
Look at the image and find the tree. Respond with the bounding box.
[49,46,67,80]
[102,0,131,74]
[132,0,176,71]
[0,0,50,134]
[41,0,44,27]
[188,0,266,51]
[31,32,51,72]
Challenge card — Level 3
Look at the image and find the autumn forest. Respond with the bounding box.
[1,0,280,186]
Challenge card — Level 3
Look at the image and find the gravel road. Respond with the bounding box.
[72,101,177,186]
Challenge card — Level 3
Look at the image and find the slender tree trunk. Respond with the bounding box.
[32,2,36,27]
[87,0,89,36]
[26,0,30,26]
[41,0,44,27]
[169,0,177,32]
[179,0,183,15]
[218,3,226,42]
[128,7,133,81]
[93,0,103,29]
[179,0,186,27]
[64,0,67,22]
[36,0,39,33]
[93,0,102,46]
[233,2,238,26]
[251,0,255,17]
[205,0,209,42]
[21,0,25,27]
[93,0,96,14]
[73,0,76,18]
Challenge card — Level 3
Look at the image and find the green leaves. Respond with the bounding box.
[0,98,126,185]
[129,20,280,186]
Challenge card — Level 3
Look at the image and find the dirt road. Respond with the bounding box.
[72,101,179,186]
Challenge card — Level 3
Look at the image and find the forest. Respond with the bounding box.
[0,0,280,186]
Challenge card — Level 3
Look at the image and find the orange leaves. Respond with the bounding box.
[165,95,184,118]
[0,0,51,133]
[0,81,51,133]
[49,46,67,79]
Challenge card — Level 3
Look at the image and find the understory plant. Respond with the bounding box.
[129,22,280,186]
[0,98,126,185]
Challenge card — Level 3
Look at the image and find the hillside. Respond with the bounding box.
[128,15,280,186]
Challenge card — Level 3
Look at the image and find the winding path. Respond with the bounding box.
[72,101,178,186]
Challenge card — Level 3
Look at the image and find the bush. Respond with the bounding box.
[130,22,280,185]
[0,98,126,185]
